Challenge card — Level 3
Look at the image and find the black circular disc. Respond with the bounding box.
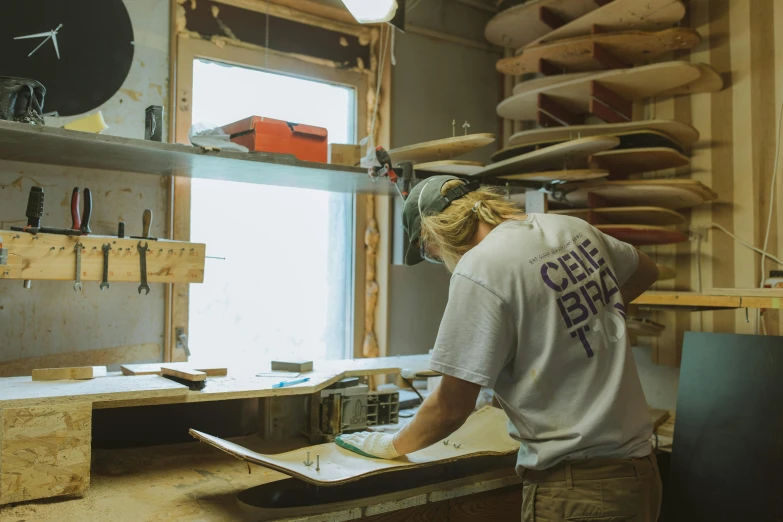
[0,0,134,117]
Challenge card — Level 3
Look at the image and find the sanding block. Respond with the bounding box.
[271,360,313,373]
[161,366,206,391]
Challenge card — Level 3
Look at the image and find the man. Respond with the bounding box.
[338,176,662,521]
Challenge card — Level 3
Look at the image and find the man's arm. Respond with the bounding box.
[392,375,481,455]
[621,249,659,305]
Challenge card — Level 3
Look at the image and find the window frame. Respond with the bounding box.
[168,33,379,362]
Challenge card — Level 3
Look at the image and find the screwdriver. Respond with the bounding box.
[131,208,157,240]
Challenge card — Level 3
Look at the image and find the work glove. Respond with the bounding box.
[335,432,400,459]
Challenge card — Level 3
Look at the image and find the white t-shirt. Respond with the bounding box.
[429,214,652,472]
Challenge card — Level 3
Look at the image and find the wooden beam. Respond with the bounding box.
[538,93,585,126]
[589,97,629,124]
[539,6,566,30]
[0,231,205,284]
[591,81,633,119]
[537,110,566,128]
[590,42,630,70]
[538,58,563,76]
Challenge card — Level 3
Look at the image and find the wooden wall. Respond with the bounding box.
[647,0,783,365]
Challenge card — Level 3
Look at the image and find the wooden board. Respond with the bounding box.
[121,362,228,376]
[415,160,486,175]
[0,374,188,409]
[656,63,724,97]
[508,120,700,149]
[475,136,619,177]
[0,344,161,379]
[190,406,519,486]
[32,366,107,381]
[596,224,688,246]
[161,367,206,382]
[657,265,677,280]
[494,129,684,163]
[497,28,702,76]
[590,147,691,175]
[0,402,92,505]
[499,169,608,182]
[561,179,718,209]
[484,0,601,48]
[497,61,702,120]
[0,231,205,284]
[387,134,495,164]
[552,206,685,226]
[531,0,686,46]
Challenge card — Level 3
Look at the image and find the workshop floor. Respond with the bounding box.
[0,436,301,522]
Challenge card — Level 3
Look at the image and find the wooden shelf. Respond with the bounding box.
[633,289,783,310]
[0,120,392,195]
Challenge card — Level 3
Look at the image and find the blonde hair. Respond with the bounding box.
[420,180,518,272]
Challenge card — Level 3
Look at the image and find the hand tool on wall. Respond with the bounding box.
[73,242,83,292]
[131,209,157,240]
[11,186,82,236]
[70,187,93,235]
[0,235,7,266]
[100,244,111,290]
[137,241,150,295]
[368,147,415,199]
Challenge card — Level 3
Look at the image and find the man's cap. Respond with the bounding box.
[402,175,480,266]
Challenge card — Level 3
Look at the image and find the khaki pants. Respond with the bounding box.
[521,453,662,522]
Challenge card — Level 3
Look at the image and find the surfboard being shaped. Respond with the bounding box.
[485,0,602,48]
[508,120,700,150]
[190,406,519,487]
[496,28,702,76]
[498,62,707,121]
[530,0,686,46]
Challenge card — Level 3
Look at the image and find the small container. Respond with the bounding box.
[145,105,163,142]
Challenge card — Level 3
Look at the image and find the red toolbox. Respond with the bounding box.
[221,116,328,163]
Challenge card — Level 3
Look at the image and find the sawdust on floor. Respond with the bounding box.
[0,436,302,522]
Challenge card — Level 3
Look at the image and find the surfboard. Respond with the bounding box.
[597,224,687,246]
[531,0,686,46]
[485,0,601,48]
[590,147,691,175]
[508,120,700,150]
[498,169,609,182]
[656,63,724,97]
[493,130,685,163]
[190,406,518,487]
[414,160,485,176]
[496,28,702,76]
[474,136,620,177]
[387,134,495,164]
[561,179,718,209]
[497,61,703,121]
[552,206,686,226]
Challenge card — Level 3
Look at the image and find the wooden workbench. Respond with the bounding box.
[0,355,431,506]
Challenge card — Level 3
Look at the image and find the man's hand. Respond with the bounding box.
[335,432,400,459]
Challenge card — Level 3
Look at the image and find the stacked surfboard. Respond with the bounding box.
[482,0,720,260]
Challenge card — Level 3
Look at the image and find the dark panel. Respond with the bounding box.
[184,0,370,69]
[665,332,783,522]
[0,0,134,116]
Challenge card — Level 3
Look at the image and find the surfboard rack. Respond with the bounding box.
[537,42,630,77]
[537,80,633,127]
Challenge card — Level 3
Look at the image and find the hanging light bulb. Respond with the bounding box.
[342,0,398,24]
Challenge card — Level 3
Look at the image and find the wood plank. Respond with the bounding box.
[0,121,395,196]
[0,402,91,505]
[531,0,686,46]
[32,366,107,381]
[0,231,205,284]
[485,0,601,47]
[497,61,702,121]
[0,343,161,378]
[590,147,691,175]
[121,362,228,376]
[508,119,700,149]
[562,179,718,209]
[190,406,519,486]
[552,207,685,226]
[474,136,619,177]
[161,367,206,382]
[499,168,608,182]
[0,375,188,409]
[633,291,741,308]
[387,134,495,164]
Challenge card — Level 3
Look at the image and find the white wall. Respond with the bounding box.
[0,0,170,364]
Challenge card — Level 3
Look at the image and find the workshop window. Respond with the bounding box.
[188,59,357,364]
